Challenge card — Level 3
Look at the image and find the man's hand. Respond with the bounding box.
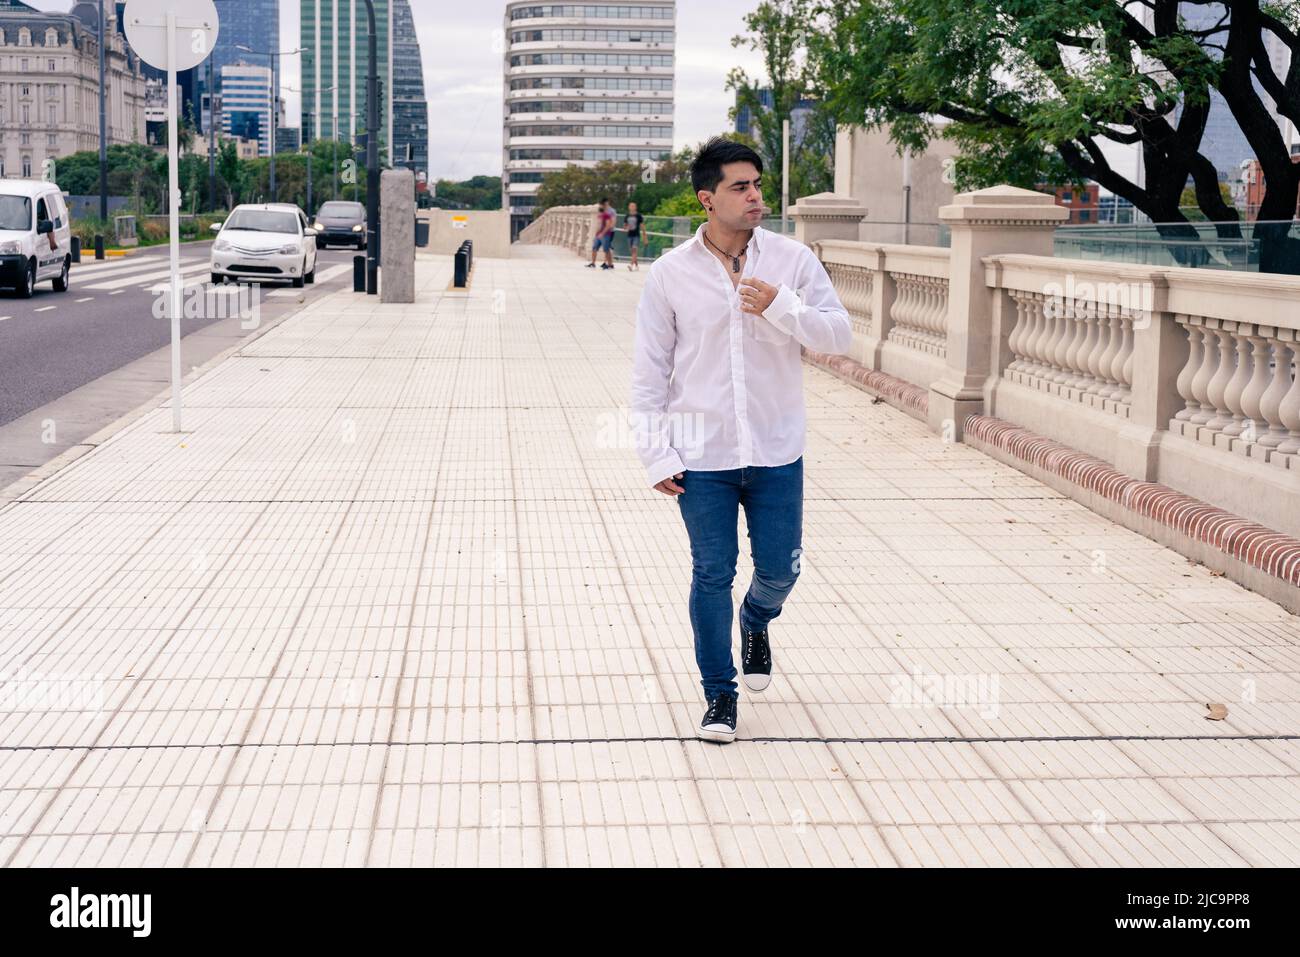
[738,277,779,316]
[654,472,685,496]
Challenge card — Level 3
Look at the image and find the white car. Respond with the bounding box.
[210,203,318,288]
[0,178,73,298]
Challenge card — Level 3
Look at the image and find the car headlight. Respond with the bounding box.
[278,244,300,255]
[213,239,231,252]
[352,224,364,232]
[0,240,21,254]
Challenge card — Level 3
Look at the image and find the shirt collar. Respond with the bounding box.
[693,220,764,258]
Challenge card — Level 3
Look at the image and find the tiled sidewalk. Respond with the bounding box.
[0,248,1297,867]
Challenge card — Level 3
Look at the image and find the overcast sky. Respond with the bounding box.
[31,0,769,181]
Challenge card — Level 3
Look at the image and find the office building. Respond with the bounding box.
[390,0,428,176]
[300,0,393,157]
[502,1,677,240]
[220,61,273,157]
[194,0,279,137]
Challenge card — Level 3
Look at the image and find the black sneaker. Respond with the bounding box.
[741,625,772,692]
[585,262,596,268]
[698,692,737,742]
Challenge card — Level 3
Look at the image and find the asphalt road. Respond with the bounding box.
[0,241,362,426]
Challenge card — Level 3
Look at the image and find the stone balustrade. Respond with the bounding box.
[812,241,952,397]
[517,205,599,255]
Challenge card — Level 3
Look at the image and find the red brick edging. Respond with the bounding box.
[965,415,1300,588]
[802,349,930,416]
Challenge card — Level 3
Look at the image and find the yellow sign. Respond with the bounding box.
[451,215,468,229]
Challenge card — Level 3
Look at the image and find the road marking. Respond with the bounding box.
[73,255,204,279]
[313,263,354,284]
[74,297,94,303]
[84,261,210,291]
[34,306,56,312]
[0,316,10,322]
[109,290,125,295]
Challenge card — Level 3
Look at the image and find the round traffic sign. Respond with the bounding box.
[123,0,219,72]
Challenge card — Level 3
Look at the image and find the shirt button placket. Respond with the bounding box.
[730,285,753,467]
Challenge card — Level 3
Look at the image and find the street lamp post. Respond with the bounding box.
[361,0,379,295]
[207,54,216,210]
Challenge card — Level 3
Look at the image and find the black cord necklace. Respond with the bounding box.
[702,225,750,273]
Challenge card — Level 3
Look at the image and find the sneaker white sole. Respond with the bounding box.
[697,723,736,743]
[743,672,771,692]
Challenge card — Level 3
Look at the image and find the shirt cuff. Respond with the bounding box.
[761,283,800,335]
[644,450,687,488]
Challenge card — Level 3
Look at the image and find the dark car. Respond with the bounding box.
[312,201,367,249]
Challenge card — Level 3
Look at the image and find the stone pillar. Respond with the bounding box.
[380,168,415,303]
[1116,275,1184,480]
[789,192,868,246]
[930,185,1067,439]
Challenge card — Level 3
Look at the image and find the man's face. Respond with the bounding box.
[699,162,764,228]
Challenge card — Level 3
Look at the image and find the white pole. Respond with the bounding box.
[781,117,789,234]
[166,12,182,432]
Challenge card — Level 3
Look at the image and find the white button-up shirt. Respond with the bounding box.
[629,221,852,487]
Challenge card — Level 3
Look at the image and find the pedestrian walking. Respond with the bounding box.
[628,138,853,743]
[586,197,616,270]
[624,202,642,270]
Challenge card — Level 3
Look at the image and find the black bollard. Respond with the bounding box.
[353,254,365,292]
[94,234,105,260]
[71,236,81,263]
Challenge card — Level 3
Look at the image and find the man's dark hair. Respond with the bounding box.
[599,196,610,204]
[690,137,764,195]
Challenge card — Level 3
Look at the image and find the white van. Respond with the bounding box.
[0,179,73,298]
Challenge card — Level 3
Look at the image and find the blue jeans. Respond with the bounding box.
[675,457,803,700]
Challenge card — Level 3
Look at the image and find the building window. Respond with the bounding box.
[22,156,32,177]
[19,28,31,47]
[45,28,58,47]
[48,105,56,126]
[47,59,55,72]
[20,133,30,144]
[21,105,30,124]
[47,133,57,146]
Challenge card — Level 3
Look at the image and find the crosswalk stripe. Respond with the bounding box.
[313,263,354,284]
[74,297,94,303]
[83,261,210,291]
[73,255,203,279]
[34,306,56,312]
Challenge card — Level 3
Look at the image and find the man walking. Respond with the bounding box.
[586,197,616,270]
[624,201,642,271]
[629,138,852,743]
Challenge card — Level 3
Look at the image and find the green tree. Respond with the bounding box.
[432,174,503,210]
[726,0,835,209]
[801,0,1300,271]
[216,138,244,210]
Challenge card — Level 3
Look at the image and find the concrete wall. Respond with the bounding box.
[834,124,959,246]
[422,209,511,259]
